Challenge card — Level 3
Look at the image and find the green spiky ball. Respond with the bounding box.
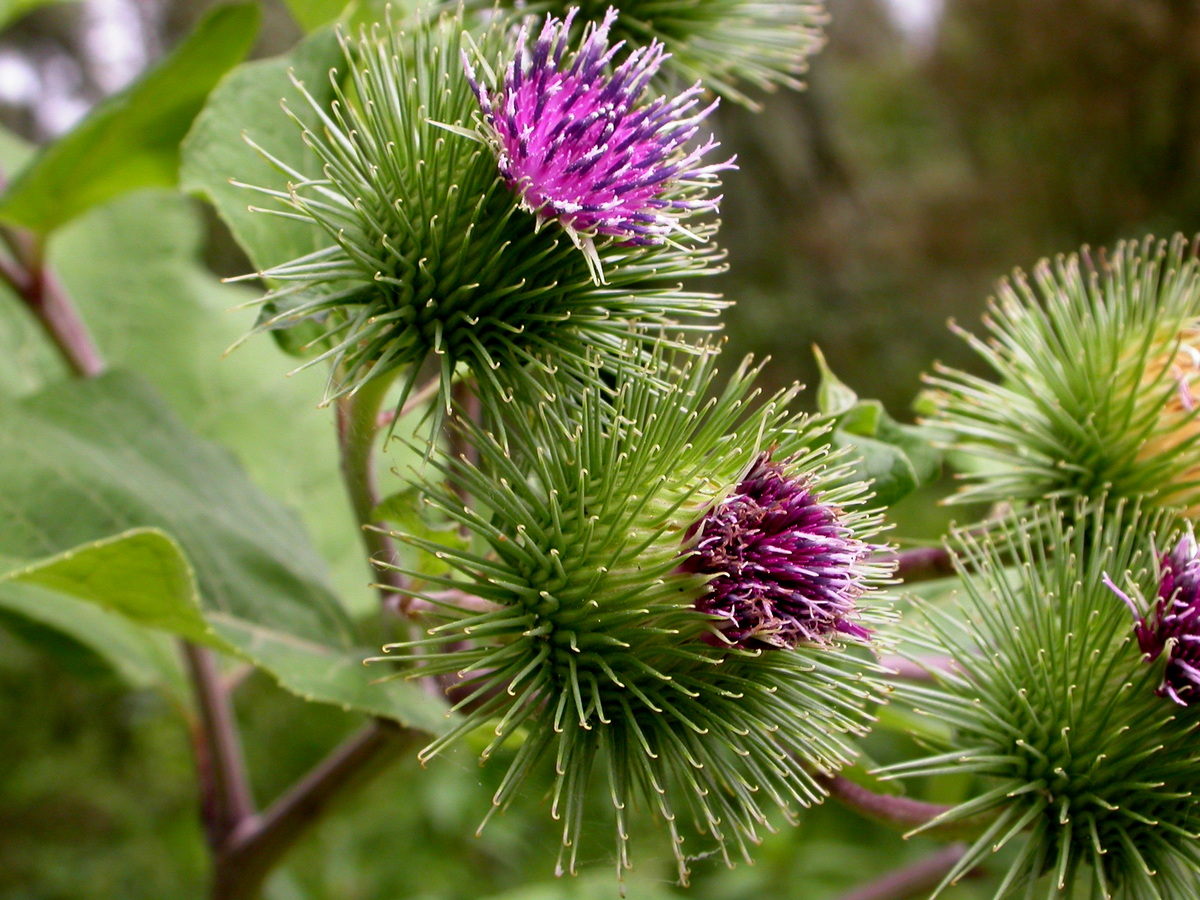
[237,10,726,412]
[375,346,891,882]
[886,505,1200,900]
[928,235,1200,517]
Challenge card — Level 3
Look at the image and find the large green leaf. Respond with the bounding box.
[0,580,187,698]
[3,531,214,645]
[48,190,372,610]
[0,373,448,732]
[0,3,260,235]
[180,26,341,270]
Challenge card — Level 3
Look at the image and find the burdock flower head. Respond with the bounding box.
[926,235,1200,518]
[1108,530,1200,705]
[464,7,733,282]
[464,0,828,107]
[886,505,1200,899]
[375,346,890,883]
[683,452,872,648]
[234,9,726,415]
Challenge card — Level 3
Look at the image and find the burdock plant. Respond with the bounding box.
[467,0,828,105]
[234,8,729,414]
[375,346,892,882]
[463,7,734,282]
[927,235,1200,517]
[886,504,1200,899]
[1107,529,1200,707]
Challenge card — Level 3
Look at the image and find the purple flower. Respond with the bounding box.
[1108,533,1200,705]
[463,7,734,282]
[682,453,872,649]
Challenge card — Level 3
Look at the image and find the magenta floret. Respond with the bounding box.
[464,7,733,281]
[682,453,872,649]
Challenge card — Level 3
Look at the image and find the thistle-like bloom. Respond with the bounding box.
[1109,532,1200,705]
[927,235,1200,517]
[374,347,890,883]
[234,11,726,414]
[464,0,828,107]
[683,453,871,648]
[465,8,733,282]
[886,505,1200,899]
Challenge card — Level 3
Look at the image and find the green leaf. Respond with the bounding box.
[831,401,944,508]
[2,530,213,645]
[835,429,920,508]
[840,398,884,437]
[0,372,449,732]
[47,190,369,611]
[0,2,260,235]
[813,344,859,417]
[0,580,187,697]
[875,417,944,489]
[0,0,72,33]
[180,26,342,270]
[284,0,352,30]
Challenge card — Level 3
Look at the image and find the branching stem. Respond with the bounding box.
[212,720,421,900]
[817,773,991,841]
[183,643,257,846]
[837,843,976,900]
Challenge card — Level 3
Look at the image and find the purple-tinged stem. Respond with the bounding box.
[212,720,420,900]
[817,773,954,833]
[838,844,975,900]
[817,773,993,842]
[184,643,257,847]
[0,226,104,378]
[879,655,958,682]
[879,545,955,583]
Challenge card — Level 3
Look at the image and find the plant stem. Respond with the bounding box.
[183,643,257,847]
[818,772,994,842]
[0,226,105,378]
[212,719,420,900]
[336,374,410,614]
[880,544,956,583]
[838,844,973,900]
[0,212,267,895]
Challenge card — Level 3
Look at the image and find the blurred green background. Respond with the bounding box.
[2,0,1199,897]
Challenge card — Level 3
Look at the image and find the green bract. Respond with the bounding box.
[374,346,891,882]
[928,235,1200,517]
[467,0,828,107]
[886,505,1200,900]
[233,10,726,415]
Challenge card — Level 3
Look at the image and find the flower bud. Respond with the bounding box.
[926,235,1200,518]
[682,452,872,648]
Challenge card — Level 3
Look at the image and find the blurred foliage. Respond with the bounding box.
[3,0,1200,897]
[717,0,1200,415]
